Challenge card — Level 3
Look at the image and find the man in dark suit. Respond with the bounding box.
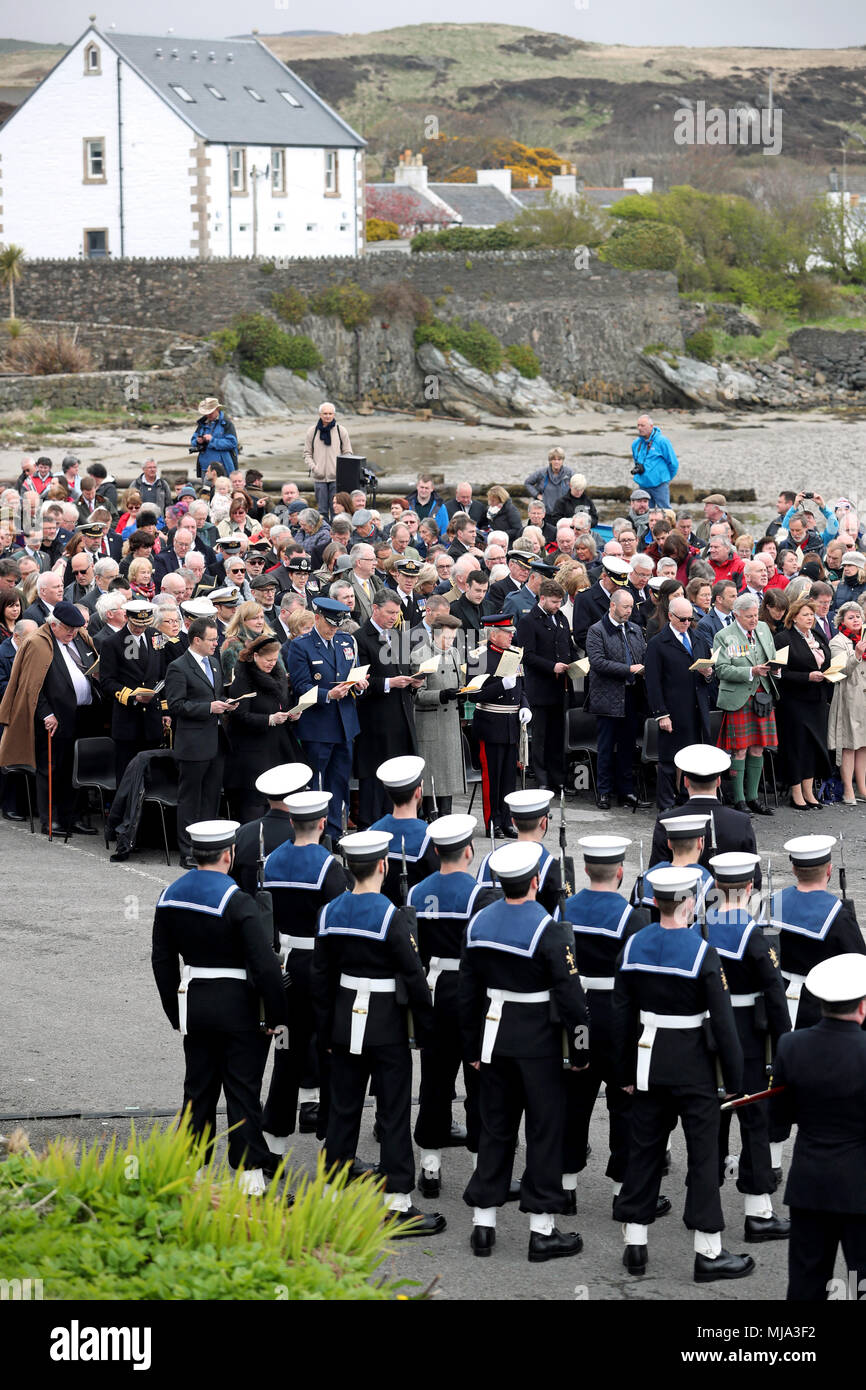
[445,482,487,527]
[644,596,711,810]
[572,556,632,650]
[98,599,170,786]
[488,550,532,612]
[153,526,196,587]
[22,569,64,626]
[626,556,655,628]
[449,569,490,640]
[515,578,574,793]
[773,953,866,1301]
[649,743,762,891]
[354,591,422,827]
[585,586,648,811]
[165,616,235,867]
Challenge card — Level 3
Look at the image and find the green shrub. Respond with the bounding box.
[259,261,276,276]
[0,1120,425,1301]
[230,314,323,382]
[365,218,400,242]
[684,329,714,362]
[505,343,540,378]
[795,275,839,320]
[599,222,684,272]
[271,287,308,325]
[209,327,240,366]
[410,225,521,253]
[724,267,799,315]
[415,317,503,374]
[309,281,372,330]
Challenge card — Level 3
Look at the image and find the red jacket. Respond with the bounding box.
[709,554,745,587]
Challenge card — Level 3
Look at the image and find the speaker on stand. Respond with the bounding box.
[336,454,366,495]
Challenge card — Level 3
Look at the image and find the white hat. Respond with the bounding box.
[125,599,155,618]
[284,789,331,819]
[805,953,866,1004]
[376,754,425,789]
[339,829,393,864]
[709,851,760,882]
[602,556,631,582]
[429,813,477,848]
[661,814,709,840]
[785,835,835,866]
[255,762,313,798]
[505,789,554,818]
[842,550,866,569]
[578,835,631,864]
[186,819,240,850]
[645,865,701,897]
[674,744,731,778]
[181,597,217,618]
[647,576,666,592]
[210,585,241,605]
[489,841,543,881]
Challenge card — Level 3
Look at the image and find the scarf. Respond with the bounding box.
[131,580,155,600]
[315,416,337,447]
[839,623,866,660]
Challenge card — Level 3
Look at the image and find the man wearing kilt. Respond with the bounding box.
[712,594,779,815]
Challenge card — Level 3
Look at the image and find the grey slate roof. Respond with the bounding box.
[106,31,364,148]
[428,183,520,227]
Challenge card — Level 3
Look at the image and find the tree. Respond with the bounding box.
[0,244,25,320]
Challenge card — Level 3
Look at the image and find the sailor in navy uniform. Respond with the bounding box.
[260,790,350,1152]
[501,789,564,917]
[562,836,667,1215]
[612,866,751,1282]
[231,761,313,896]
[706,852,791,1242]
[632,814,713,920]
[151,819,287,1193]
[287,596,364,841]
[370,755,439,905]
[471,613,532,838]
[460,841,589,1263]
[649,744,763,891]
[311,830,445,1236]
[98,598,170,784]
[408,814,499,1198]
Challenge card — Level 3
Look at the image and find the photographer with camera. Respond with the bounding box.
[304,403,352,522]
[630,415,679,511]
[189,397,239,480]
[777,491,839,549]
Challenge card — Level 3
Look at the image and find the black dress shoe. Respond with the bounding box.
[789,801,810,812]
[656,1194,672,1218]
[497,824,518,840]
[746,799,774,817]
[506,1177,521,1201]
[694,1249,756,1283]
[745,1213,790,1242]
[563,1189,577,1215]
[596,796,611,811]
[807,800,826,811]
[442,1121,467,1147]
[70,821,98,835]
[772,1165,783,1184]
[471,1226,495,1257]
[298,1102,319,1133]
[180,855,199,869]
[2,810,25,822]
[528,1228,583,1263]
[620,794,651,810]
[733,801,750,813]
[40,822,65,836]
[388,1204,446,1238]
[623,1244,648,1275]
[110,847,131,863]
[418,1171,440,1199]
[347,1158,379,1182]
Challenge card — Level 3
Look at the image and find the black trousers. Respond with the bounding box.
[414,1002,479,1151]
[718,1052,777,1196]
[357,775,391,831]
[421,795,452,820]
[655,760,678,812]
[464,1054,569,1215]
[324,1042,414,1193]
[530,700,567,791]
[563,1054,633,1181]
[787,1208,866,1301]
[479,738,517,832]
[596,703,639,798]
[262,961,329,1141]
[182,1028,271,1170]
[176,755,225,858]
[613,1084,724,1231]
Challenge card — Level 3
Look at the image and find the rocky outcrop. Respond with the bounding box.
[415,342,582,419]
[789,328,866,390]
[679,299,762,339]
[641,349,865,410]
[221,368,335,419]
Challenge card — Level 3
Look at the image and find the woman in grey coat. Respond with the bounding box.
[411,613,466,818]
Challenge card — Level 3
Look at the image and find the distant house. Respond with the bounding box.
[0,25,366,259]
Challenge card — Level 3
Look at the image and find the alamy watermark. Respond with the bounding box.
[674,101,782,157]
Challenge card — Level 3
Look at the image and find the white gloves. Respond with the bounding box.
[502,675,517,690]
[519,708,532,725]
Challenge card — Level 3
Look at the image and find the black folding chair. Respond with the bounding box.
[564,708,598,799]
[72,737,117,836]
[636,717,659,802]
[143,753,180,866]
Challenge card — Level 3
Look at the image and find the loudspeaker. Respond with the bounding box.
[336,454,366,494]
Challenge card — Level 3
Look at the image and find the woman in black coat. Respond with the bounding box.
[484,486,523,544]
[773,597,833,808]
[224,634,304,822]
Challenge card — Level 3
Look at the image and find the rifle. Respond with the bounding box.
[430,771,438,819]
[519,720,529,790]
[696,872,726,1101]
[839,832,855,912]
[400,836,417,1049]
[256,823,280,1030]
[721,1085,785,1112]
[635,839,645,908]
[558,789,575,899]
[758,854,775,1077]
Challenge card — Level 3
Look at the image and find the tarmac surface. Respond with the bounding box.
[3,789,863,1302]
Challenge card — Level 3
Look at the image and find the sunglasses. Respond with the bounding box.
[246,557,265,565]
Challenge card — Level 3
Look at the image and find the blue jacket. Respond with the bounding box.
[630,427,679,489]
[287,625,360,745]
[524,465,572,515]
[781,504,837,545]
[190,412,238,477]
[406,491,449,538]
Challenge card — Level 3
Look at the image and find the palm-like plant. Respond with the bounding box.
[0,244,25,320]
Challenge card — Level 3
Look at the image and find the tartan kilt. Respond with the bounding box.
[718,703,778,753]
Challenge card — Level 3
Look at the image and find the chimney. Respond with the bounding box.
[395,151,428,191]
[477,167,512,195]
[551,171,578,197]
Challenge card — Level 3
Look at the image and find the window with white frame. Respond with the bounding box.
[324,150,339,196]
[84,43,101,75]
[83,138,106,183]
[230,148,247,194]
[271,148,286,194]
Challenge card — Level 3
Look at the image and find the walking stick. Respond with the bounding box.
[47,726,53,841]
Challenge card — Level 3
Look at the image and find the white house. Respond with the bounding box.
[0,26,366,260]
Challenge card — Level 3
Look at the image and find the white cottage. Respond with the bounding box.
[0,26,366,259]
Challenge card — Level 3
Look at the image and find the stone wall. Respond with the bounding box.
[0,354,216,413]
[24,321,199,371]
[789,328,866,390]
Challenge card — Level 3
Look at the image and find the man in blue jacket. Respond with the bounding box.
[406,474,449,537]
[190,396,239,479]
[630,416,679,511]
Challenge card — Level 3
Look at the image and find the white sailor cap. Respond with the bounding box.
[429,813,477,849]
[578,835,631,864]
[489,841,543,881]
[785,835,835,867]
[255,762,313,798]
[709,851,761,882]
[125,599,154,619]
[339,829,393,864]
[186,819,240,851]
[602,556,631,583]
[674,744,731,778]
[210,585,241,605]
[283,789,332,819]
[376,754,425,789]
[505,789,554,818]
[181,597,217,618]
[661,814,710,840]
[645,865,701,897]
[805,953,866,1004]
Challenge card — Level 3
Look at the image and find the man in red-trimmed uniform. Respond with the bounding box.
[471,613,532,840]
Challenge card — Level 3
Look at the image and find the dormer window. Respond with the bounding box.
[84,42,101,75]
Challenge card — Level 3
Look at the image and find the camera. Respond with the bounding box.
[803,491,814,499]
[188,440,205,454]
[630,463,643,476]
[361,467,378,490]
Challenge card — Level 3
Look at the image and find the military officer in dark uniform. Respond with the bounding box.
[612,866,750,1282]
[391,559,425,631]
[633,814,714,920]
[260,789,350,1152]
[370,755,439,904]
[649,744,763,891]
[773,953,866,1301]
[208,535,245,587]
[283,553,320,611]
[515,577,574,793]
[231,761,313,895]
[151,819,287,1192]
[98,598,170,783]
[472,614,532,839]
[488,550,532,612]
[311,830,445,1236]
[408,814,498,1197]
[210,585,241,646]
[460,841,589,1262]
[706,851,791,1242]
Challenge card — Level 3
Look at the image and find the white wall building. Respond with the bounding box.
[0,26,366,260]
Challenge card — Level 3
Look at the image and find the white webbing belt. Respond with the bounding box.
[481,989,550,1064]
[730,992,760,1008]
[636,1010,708,1091]
[340,973,397,1054]
[426,956,460,1002]
[278,932,315,969]
[782,971,806,1028]
[580,975,615,992]
[178,964,247,1036]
